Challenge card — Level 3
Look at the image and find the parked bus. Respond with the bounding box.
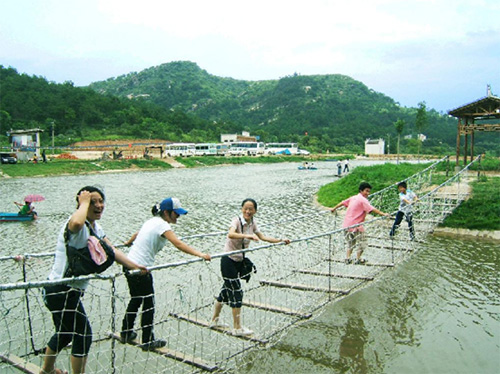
[229,142,265,156]
[216,143,230,156]
[164,143,195,157]
[264,143,299,155]
[194,143,217,156]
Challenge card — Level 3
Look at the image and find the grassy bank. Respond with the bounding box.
[317,163,430,207]
[317,162,499,231]
[0,158,172,178]
[176,155,315,168]
[440,176,500,230]
[0,155,324,177]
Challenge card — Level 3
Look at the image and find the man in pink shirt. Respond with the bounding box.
[331,182,390,264]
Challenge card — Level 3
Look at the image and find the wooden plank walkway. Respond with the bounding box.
[109,332,218,372]
[0,353,41,374]
[169,313,269,344]
[369,243,413,251]
[260,280,349,294]
[243,300,312,319]
[326,259,395,267]
[295,269,374,281]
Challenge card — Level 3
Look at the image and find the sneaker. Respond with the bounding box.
[354,258,367,265]
[209,318,229,329]
[140,339,167,351]
[344,258,352,264]
[120,331,137,344]
[231,327,254,336]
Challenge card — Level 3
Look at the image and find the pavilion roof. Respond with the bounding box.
[448,95,500,119]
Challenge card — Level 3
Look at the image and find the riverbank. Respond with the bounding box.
[432,227,500,240]
[0,154,327,178]
[316,161,500,236]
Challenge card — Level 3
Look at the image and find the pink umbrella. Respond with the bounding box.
[24,194,45,203]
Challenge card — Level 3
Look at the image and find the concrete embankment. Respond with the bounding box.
[432,227,500,241]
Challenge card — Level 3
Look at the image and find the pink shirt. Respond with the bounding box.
[341,193,374,232]
[225,215,260,262]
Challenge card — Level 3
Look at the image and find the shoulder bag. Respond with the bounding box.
[64,221,115,277]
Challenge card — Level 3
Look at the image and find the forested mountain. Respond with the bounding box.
[1,61,497,154]
[89,61,468,154]
[0,65,243,147]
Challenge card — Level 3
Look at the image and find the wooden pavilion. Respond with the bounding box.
[448,86,500,165]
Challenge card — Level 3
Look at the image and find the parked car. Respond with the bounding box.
[0,153,17,164]
[297,149,310,155]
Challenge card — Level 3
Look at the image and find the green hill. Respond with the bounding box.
[89,61,467,154]
[0,64,243,147]
[1,61,498,155]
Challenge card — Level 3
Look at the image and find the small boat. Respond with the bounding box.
[0,213,36,222]
[298,166,317,170]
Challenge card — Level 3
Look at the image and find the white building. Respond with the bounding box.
[7,128,44,161]
[365,138,385,155]
[220,131,257,143]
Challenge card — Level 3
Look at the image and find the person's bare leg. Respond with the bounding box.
[232,307,242,330]
[70,355,87,374]
[211,301,223,322]
[40,347,68,374]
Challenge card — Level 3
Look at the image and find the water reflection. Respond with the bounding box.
[337,309,369,373]
[239,235,499,374]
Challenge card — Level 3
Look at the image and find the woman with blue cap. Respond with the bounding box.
[120,197,211,351]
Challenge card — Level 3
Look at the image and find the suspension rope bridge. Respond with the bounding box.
[0,156,480,373]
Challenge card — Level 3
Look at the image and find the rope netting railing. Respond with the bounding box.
[0,156,478,373]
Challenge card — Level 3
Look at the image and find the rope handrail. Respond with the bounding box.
[368,155,449,200]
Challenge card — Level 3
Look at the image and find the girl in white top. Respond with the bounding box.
[41,186,146,374]
[121,197,211,351]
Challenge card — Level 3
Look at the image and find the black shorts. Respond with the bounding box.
[216,256,245,308]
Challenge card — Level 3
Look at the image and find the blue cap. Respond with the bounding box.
[159,197,188,215]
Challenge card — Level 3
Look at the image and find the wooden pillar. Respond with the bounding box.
[470,130,474,161]
[455,119,461,165]
[463,131,468,166]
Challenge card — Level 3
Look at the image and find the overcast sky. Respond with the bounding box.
[1,0,499,113]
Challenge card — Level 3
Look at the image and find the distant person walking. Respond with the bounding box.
[337,161,342,177]
[330,182,390,264]
[121,197,211,351]
[389,181,417,240]
[343,159,350,173]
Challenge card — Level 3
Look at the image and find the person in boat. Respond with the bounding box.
[40,186,147,374]
[14,200,36,217]
[330,182,391,264]
[210,198,291,336]
[389,181,418,240]
[121,197,211,351]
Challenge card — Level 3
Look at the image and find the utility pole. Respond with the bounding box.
[51,121,55,149]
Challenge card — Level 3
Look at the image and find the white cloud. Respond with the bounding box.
[1,0,499,110]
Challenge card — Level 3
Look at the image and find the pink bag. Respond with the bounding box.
[87,236,108,266]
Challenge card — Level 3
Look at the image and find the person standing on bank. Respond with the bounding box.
[330,182,391,264]
[343,159,350,173]
[121,197,211,351]
[41,186,147,374]
[210,198,291,336]
[389,181,418,240]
